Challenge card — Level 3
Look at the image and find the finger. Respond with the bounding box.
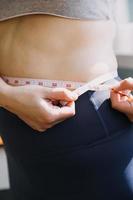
[110,89,121,103]
[49,101,76,121]
[110,90,133,114]
[116,101,133,115]
[112,78,133,91]
[44,87,78,102]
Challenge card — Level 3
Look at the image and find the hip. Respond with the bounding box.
[1,76,133,200]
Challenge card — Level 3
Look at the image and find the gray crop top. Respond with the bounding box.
[0,0,116,21]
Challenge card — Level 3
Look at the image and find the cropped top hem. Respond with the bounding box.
[0,0,116,22]
[0,12,112,22]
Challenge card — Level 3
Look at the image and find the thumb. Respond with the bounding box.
[44,87,78,101]
[112,78,133,91]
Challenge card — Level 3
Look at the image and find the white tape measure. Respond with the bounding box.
[1,75,85,90]
[1,71,118,92]
[1,71,119,106]
[74,71,118,96]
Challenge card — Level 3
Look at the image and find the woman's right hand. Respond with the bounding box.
[2,84,78,132]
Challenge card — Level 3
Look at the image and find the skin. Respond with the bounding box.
[111,78,133,122]
[0,14,117,132]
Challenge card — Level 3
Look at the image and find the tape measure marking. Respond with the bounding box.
[1,71,118,97]
[2,76,85,90]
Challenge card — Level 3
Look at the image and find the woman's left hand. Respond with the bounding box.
[110,78,133,122]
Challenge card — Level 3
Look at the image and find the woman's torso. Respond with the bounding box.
[0,14,117,82]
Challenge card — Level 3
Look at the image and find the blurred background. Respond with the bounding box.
[114,0,133,78]
[0,0,133,199]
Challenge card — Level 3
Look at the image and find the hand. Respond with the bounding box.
[110,78,133,122]
[2,84,78,132]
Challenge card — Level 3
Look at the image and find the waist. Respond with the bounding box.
[1,70,118,94]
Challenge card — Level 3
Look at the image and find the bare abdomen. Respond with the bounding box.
[0,14,117,82]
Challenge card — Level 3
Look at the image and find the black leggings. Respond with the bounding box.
[0,77,133,200]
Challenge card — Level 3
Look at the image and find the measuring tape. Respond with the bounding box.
[1,71,119,106]
[1,75,85,90]
[1,71,118,93]
[74,71,118,96]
